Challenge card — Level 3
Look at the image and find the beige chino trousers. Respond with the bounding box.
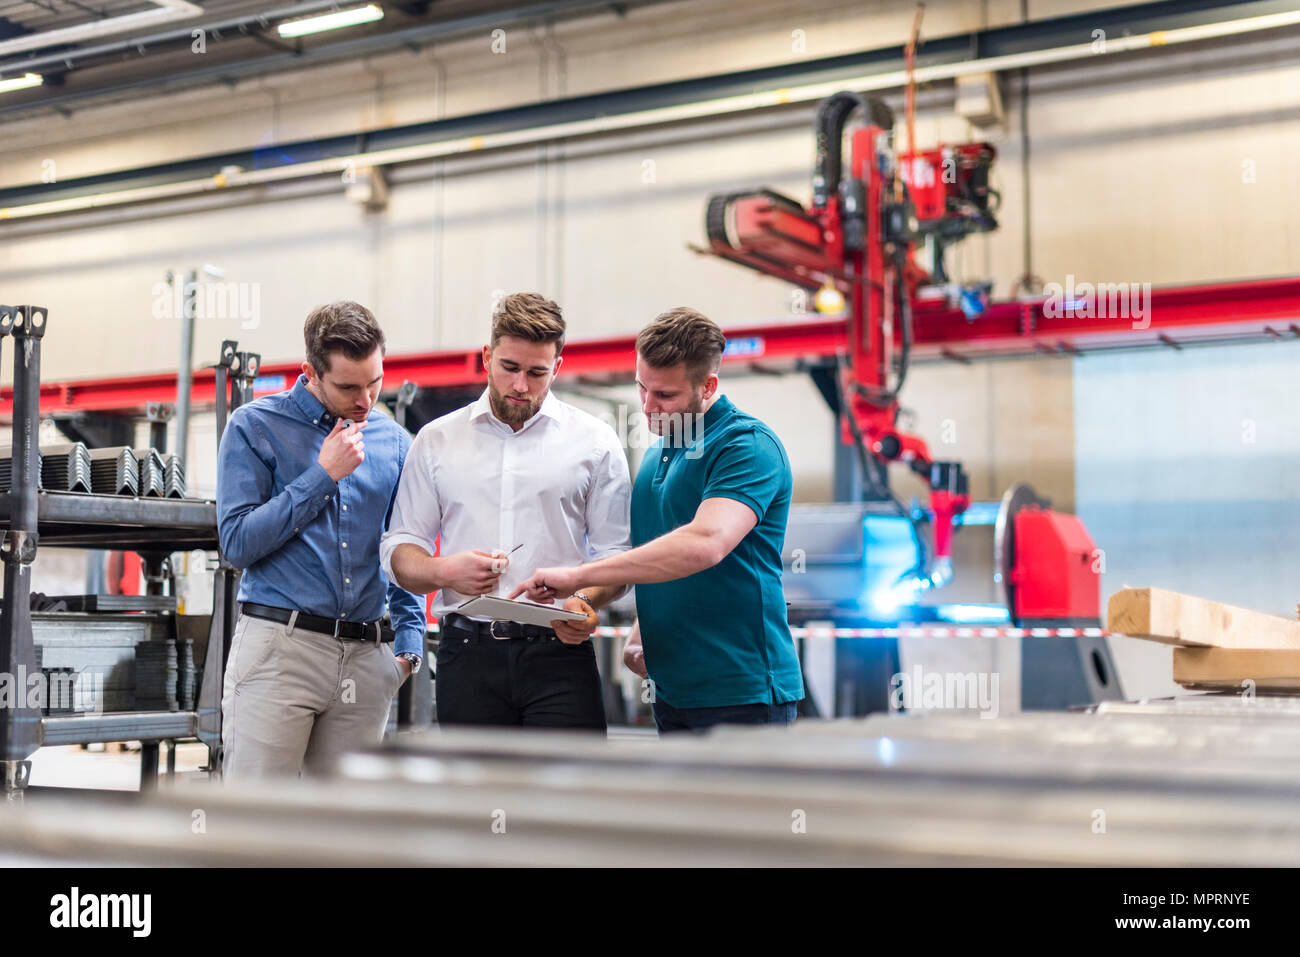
[221,612,403,780]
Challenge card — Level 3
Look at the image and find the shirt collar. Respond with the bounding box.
[469,388,562,430]
[701,393,735,433]
[292,374,333,428]
[291,374,369,431]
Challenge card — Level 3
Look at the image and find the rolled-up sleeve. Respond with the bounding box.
[217,407,337,569]
[379,426,442,581]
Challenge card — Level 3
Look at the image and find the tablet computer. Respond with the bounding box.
[455,595,588,627]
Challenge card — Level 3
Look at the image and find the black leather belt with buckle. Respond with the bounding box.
[442,612,556,641]
[242,602,391,642]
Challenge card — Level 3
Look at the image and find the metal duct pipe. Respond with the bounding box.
[0,0,202,60]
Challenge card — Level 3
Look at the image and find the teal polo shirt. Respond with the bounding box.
[631,394,805,709]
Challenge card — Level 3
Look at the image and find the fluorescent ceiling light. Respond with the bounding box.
[277,4,383,38]
[0,73,43,94]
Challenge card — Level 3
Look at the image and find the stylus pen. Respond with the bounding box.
[495,543,524,596]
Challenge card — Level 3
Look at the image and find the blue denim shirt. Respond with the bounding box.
[216,374,425,657]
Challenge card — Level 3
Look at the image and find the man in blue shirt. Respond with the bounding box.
[513,307,804,733]
[217,301,425,778]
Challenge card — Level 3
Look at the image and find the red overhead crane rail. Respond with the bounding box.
[2,275,1298,417]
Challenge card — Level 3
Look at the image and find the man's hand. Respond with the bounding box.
[441,549,509,596]
[552,596,597,645]
[623,630,647,678]
[318,418,367,481]
[395,655,413,682]
[509,566,581,602]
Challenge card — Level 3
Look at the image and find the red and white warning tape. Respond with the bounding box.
[427,624,1107,639]
[590,625,1106,639]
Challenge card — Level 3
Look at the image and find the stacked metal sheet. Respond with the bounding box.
[163,453,186,499]
[0,450,39,491]
[52,595,175,613]
[178,639,196,712]
[133,639,178,712]
[38,443,93,493]
[35,612,168,713]
[40,668,77,715]
[132,448,166,498]
[87,446,139,496]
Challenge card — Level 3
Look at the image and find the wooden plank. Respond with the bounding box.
[1107,587,1300,650]
[1173,647,1300,691]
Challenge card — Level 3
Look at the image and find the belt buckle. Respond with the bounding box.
[489,620,511,640]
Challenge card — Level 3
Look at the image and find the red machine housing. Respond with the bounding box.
[1011,507,1101,621]
[899,143,997,227]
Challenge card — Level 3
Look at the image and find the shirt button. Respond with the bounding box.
[341,542,348,548]
[325,494,331,501]
[345,577,351,584]
[662,455,668,462]
[342,505,348,511]
[293,527,299,533]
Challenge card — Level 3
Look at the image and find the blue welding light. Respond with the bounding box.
[859,514,923,616]
[937,603,1011,624]
[959,285,988,319]
[865,575,924,616]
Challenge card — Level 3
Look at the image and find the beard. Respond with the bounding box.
[648,389,707,440]
[489,381,543,425]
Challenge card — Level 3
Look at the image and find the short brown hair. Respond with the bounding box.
[491,293,565,355]
[304,301,386,374]
[636,307,726,384]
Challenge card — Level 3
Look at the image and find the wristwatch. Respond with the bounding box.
[573,591,595,608]
[397,652,422,676]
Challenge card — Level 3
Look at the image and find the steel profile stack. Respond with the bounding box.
[132,448,166,498]
[36,443,92,493]
[0,450,38,491]
[134,640,179,712]
[178,639,196,711]
[87,446,139,496]
[163,453,186,499]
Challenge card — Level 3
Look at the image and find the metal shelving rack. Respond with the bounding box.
[0,309,259,799]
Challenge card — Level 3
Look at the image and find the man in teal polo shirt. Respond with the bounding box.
[512,307,804,733]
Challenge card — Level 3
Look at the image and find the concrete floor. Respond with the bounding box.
[28,743,211,791]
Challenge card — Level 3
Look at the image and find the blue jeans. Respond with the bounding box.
[652,697,799,735]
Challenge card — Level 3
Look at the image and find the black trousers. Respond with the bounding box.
[434,628,607,731]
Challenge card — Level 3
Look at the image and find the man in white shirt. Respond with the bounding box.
[380,293,631,730]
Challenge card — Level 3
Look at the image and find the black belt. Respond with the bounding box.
[241,602,391,642]
[442,612,557,641]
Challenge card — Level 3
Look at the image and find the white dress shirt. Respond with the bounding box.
[380,388,633,618]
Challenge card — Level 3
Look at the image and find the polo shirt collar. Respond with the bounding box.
[701,393,735,433]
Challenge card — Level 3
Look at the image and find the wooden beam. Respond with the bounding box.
[1107,587,1300,650]
[1173,647,1300,692]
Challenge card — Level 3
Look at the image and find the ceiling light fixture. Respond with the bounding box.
[277,4,384,38]
[0,73,43,94]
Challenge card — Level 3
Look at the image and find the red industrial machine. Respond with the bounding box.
[701,90,1097,624]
